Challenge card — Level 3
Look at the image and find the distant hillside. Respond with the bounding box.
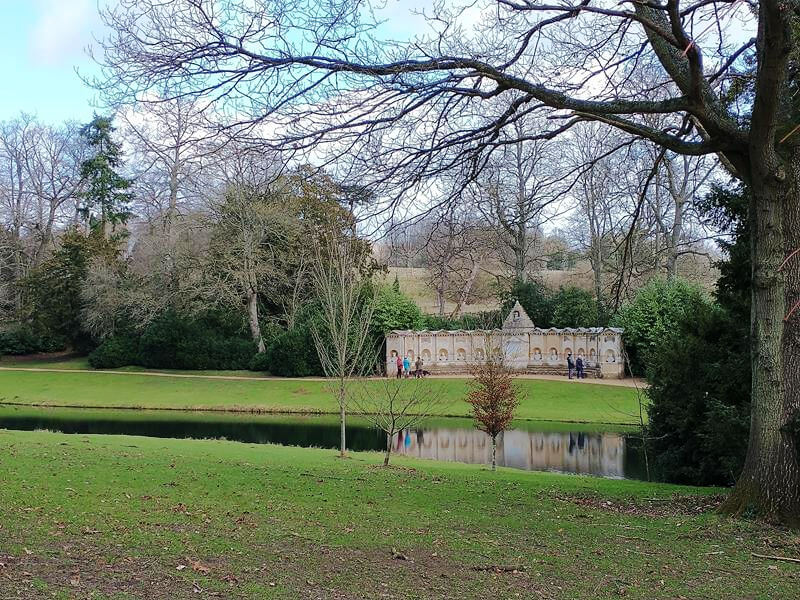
[382,255,719,317]
[382,267,499,315]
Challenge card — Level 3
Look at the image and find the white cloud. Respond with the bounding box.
[28,0,99,66]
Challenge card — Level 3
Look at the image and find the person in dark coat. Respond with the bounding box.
[567,353,575,379]
[576,356,585,379]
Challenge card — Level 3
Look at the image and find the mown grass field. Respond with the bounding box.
[0,430,797,599]
[0,366,642,424]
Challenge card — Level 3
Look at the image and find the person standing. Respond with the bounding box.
[415,355,424,378]
[403,355,411,378]
[576,355,585,379]
[395,354,403,379]
[567,353,575,380]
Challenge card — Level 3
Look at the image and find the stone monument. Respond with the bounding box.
[385,301,625,378]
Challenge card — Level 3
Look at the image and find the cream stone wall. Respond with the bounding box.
[385,301,625,378]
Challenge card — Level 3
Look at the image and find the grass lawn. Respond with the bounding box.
[0,366,642,425]
[0,430,797,599]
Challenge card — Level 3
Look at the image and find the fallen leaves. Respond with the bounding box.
[188,558,211,574]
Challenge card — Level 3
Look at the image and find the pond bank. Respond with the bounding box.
[0,405,645,479]
[0,368,643,424]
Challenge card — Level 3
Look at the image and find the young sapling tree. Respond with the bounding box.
[467,346,520,471]
[352,378,442,466]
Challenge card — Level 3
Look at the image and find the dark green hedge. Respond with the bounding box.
[88,311,256,370]
[259,327,323,377]
[0,325,67,356]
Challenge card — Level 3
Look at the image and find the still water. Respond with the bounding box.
[0,406,646,480]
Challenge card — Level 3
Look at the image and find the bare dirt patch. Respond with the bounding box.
[0,538,557,599]
[556,493,726,518]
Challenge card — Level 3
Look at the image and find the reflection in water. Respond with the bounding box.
[0,406,642,479]
[390,428,626,478]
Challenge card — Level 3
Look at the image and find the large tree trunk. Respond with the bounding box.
[720,167,800,526]
[778,149,800,523]
[718,2,800,526]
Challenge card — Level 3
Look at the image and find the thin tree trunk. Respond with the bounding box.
[450,258,482,319]
[384,437,392,466]
[436,286,446,316]
[491,435,497,472]
[247,289,265,353]
[339,378,347,458]
[514,233,526,282]
[666,195,683,280]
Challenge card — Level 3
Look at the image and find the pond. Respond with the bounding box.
[0,405,648,480]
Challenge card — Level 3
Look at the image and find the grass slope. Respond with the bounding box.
[0,368,640,424]
[0,430,797,599]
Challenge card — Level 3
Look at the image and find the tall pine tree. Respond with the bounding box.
[79,116,133,235]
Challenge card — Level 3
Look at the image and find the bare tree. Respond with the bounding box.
[23,121,87,266]
[567,124,631,307]
[310,230,377,458]
[205,186,293,352]
[0,115,36,312]
[351,378,442,466]
[422,208,492,317]
[656,152,716,279]
[95,0,800,523]
[0,116,86,317]
[120,97,218,228]
[469,121,565,282]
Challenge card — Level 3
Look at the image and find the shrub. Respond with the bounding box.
[551,286,601,328]
[262,326,322,376]
[645,301,750,486]
[88,335,139,368]
[613,278,707,375]
[248,351,271,372]
[371,288,424,335]
[136,311,256,370]
[0,325,67,356]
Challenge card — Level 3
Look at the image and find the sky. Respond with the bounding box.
[0,0,437,125]
[0,0,106,123]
